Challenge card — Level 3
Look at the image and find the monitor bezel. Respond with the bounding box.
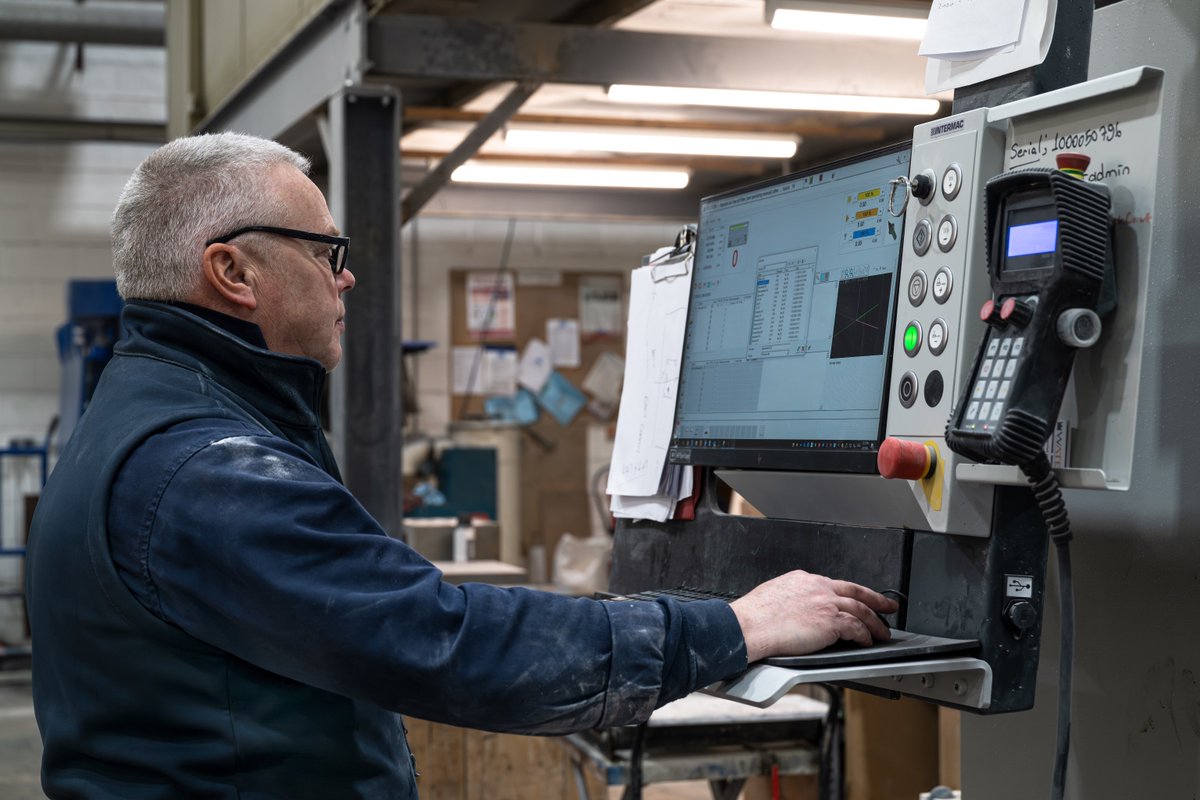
[668,140,913,475]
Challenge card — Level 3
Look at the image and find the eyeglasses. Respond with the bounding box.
[205,225,350,276]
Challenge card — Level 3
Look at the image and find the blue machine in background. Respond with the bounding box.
[53,279,124,451]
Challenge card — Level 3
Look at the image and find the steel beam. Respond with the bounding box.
[195,0,364,139]
[0,2,163,46]
[402,182,700,223]
[0,115,165,143]
[367,14,927,97]
[401,80,538,223]
[330,86,403,537]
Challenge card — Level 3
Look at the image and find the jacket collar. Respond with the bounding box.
[117,300,327,430]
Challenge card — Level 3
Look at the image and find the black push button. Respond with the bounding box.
[924,370,944,407]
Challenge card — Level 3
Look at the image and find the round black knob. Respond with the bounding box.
[1005,600,1038,634]
[911,171,935,201]
[1057,308,1102,348]
[979,299,1004,328]
[1000,297,1035,329]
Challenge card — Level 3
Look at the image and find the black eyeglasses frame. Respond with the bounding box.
[205,225,350,276]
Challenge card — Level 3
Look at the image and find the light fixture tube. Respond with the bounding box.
[504,128,798,159]
[766,1,927,40]
[607,84,940,116]
[450,162,690,190]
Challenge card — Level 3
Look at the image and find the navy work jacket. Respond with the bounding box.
[26,301,745,799]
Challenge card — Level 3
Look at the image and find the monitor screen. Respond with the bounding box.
[669,142,911,473]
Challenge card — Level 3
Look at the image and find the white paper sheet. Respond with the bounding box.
[919,0,1027,58]
[606,253,692,499]
[925,0,1056,94]
[582,351,625,405]
[547,318,581,368]
[480,348,518,396]
[517,338,553,393]
[454,346,518,395]
[580,275,623,338]
[466,272,515,339]
[453,346,481,395]
[611,464,694,522]
[610,492,676,523]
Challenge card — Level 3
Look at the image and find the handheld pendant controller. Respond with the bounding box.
[946,162,1114,468]
[943,157,1114,800]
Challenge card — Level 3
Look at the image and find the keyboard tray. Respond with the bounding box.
[763,629,978,668]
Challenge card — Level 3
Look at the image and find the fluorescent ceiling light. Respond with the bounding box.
[608,84,940,116]
[766,1,927,40]
[504,128,798,159]
[450,162,690,190]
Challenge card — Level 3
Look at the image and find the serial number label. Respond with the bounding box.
[1009,121,1124,162]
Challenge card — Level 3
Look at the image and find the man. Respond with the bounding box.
[26,132,896,799]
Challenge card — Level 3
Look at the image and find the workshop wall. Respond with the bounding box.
[401,215,686,436]
[399,215,688,566]
[0,40,163,446]
[0,37,163,641]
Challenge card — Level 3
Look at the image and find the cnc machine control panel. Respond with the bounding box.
[880,108,1005,535]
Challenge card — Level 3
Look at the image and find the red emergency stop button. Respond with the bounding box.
[877,437,937,480]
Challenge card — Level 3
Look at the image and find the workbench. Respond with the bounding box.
[562,691,830,800]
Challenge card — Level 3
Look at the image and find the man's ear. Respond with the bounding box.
[201,243,260,311]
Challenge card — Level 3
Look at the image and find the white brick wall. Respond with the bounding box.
[0,31,165,636]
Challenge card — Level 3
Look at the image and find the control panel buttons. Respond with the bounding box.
[912,169,936,205]
[908,270,928,306]
[912,218,933,256]
[1000,297,1035,328]
[877,437,936,480]
[936,214,958,252]
[932,267,953,304]
[980,298,1003,327]
[942,164,962,200]
[928,318,948,355]
[924,369,944,407]
[902,320,923,357]
[898,371,919,408]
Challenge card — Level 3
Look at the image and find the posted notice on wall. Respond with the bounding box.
[580,275,622,339]
[547,318,581,368]
[466,272,515,340]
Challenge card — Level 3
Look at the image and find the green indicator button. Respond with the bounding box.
[903,322,922,356]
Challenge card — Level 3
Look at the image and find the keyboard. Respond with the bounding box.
[603,586,978,668]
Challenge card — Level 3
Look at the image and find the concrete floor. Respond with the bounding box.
[0,672,44,800]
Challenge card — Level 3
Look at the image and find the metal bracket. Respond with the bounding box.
[703,657,994,710]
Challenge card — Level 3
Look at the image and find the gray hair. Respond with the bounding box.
[112,132,312,300]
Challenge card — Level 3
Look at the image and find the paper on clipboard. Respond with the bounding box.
[606,250,693,500]
[919,0,1027,58]
[924,0,1056,94]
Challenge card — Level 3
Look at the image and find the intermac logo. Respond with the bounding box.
[930,119,966,137]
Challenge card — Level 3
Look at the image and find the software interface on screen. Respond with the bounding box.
[671,144,911,469]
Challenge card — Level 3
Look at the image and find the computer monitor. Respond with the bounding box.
[669,142,912,473]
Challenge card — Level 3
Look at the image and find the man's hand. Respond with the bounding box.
[729,570,900,663]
